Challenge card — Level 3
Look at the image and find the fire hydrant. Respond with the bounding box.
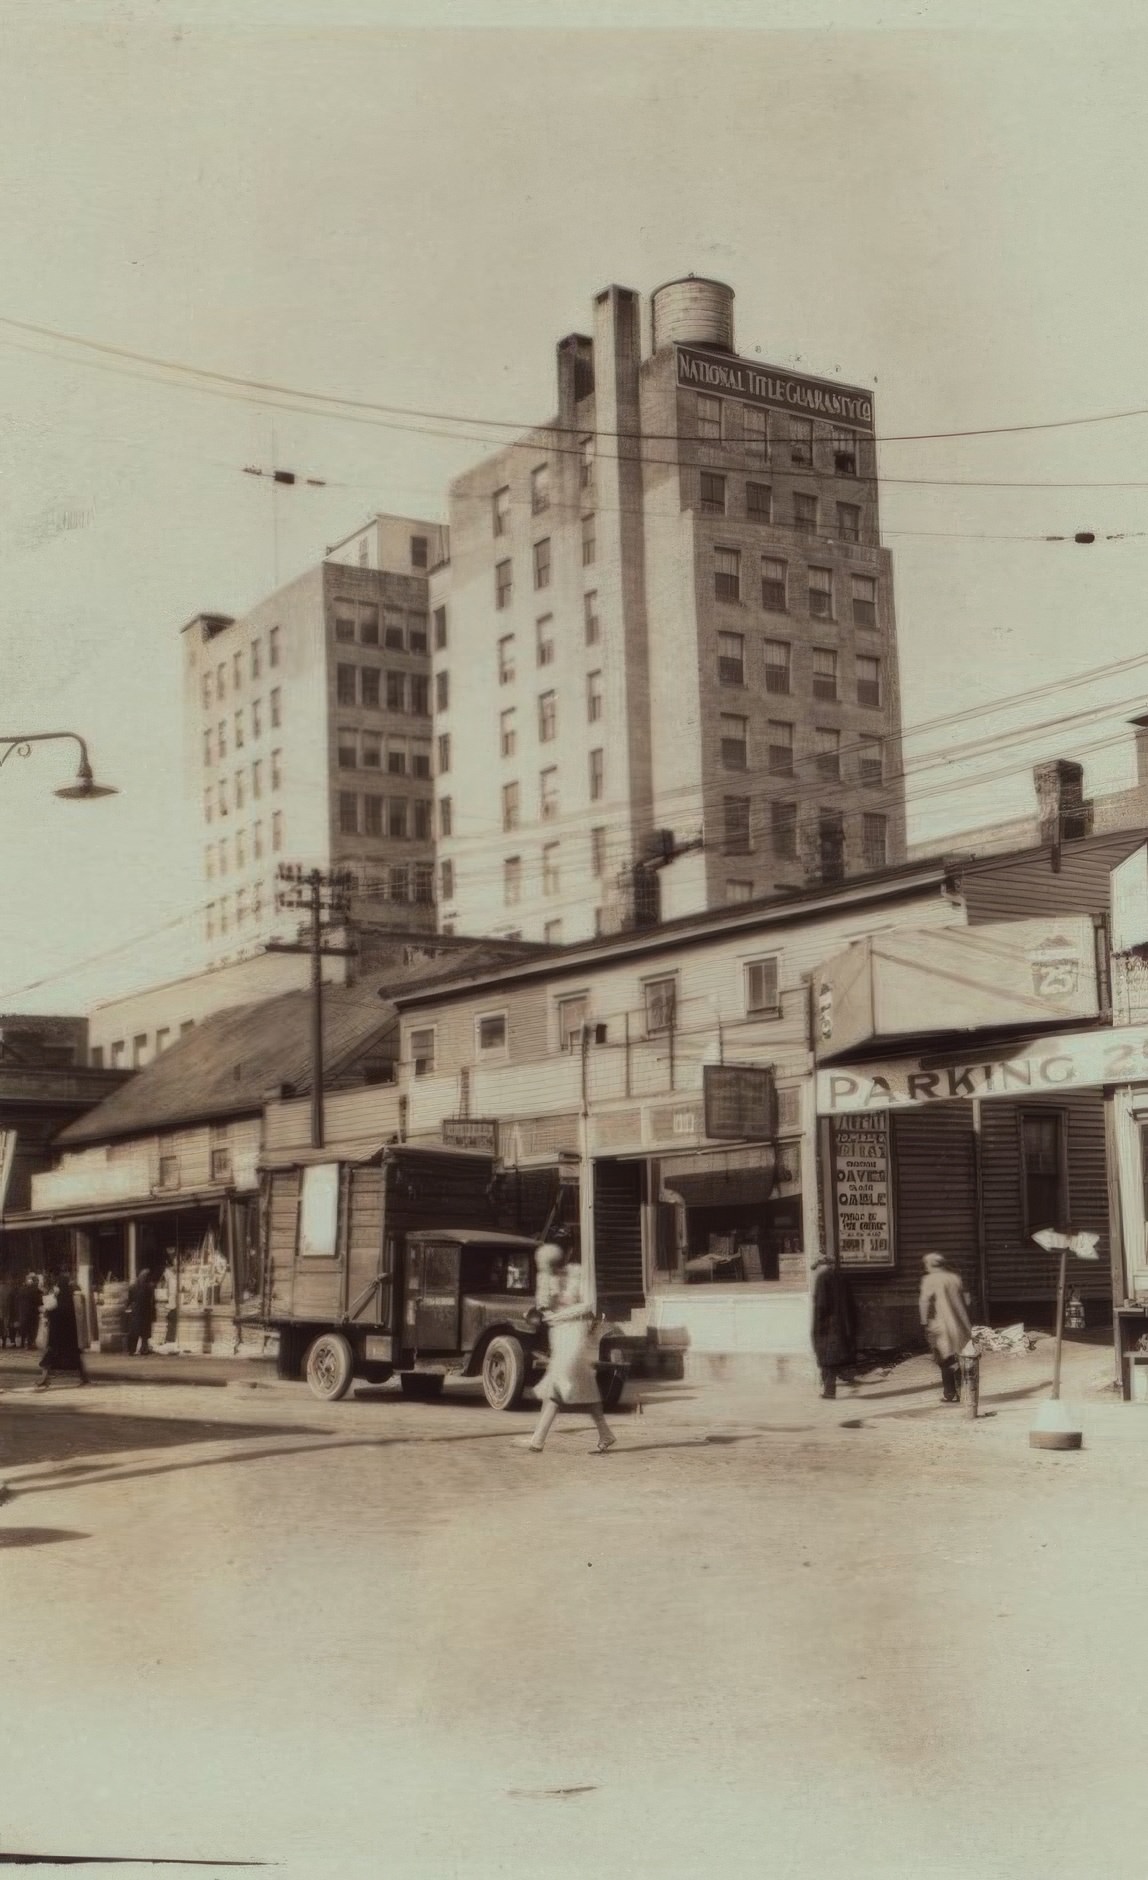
[959,1341,980,1420]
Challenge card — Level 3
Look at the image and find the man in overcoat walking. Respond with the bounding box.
[810,1251,859,1399]
[919,1252,973,1404]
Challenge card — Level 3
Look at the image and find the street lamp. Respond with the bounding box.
[0,731,117,800]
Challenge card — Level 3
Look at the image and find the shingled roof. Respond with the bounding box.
[57,983,398,1147]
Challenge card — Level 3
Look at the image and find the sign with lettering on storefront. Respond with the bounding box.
[829,1114,894,1268]
[442,1118,499,1155]
[676,344,875,431]
[816,1023,1148,1115]
[703,1065,777,1141]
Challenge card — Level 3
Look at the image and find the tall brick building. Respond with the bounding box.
[430,276,907,943]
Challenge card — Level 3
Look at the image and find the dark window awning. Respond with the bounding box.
[1,1184,243,1232]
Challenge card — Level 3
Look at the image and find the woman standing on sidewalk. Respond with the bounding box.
[522,1264,616,1455]
[32,1272,89,1391]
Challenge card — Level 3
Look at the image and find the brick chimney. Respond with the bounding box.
[1034,759,1092,848]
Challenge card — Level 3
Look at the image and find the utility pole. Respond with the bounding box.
[268,865,356,1148]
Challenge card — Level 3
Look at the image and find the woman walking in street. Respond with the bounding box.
[522,1263,616,1454]
[32,1271,89,1391]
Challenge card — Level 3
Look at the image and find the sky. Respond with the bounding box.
[2,2,1148,1012]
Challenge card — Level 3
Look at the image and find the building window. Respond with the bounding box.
[363,793,383,838]
[233,651,243,688]
[271,810,283,852]
[557,993,589,1052]
[410,534,429,570]
[360,730,382,770]
[439,796,453,838]
[361,668,381,709]
[269,625,280,668]
[128,1035,147,1069]
[435,670,449,712]
[536,615,554,666]
[544,919,564,944]
[217,663,226,700]
[699,471,726,516]
[411,740,431,778]
[746,481,772,521]
[714,547,741,602]
[252,759,263,799]
[743,406,767,461]
[408,612,428,655]
[388,799,408,840]
[745,956,781,1017]
[502,781,520,832]
[413,862,434,905]
[437,733,451,775]
[761,556,787,613]
[774,800,800,861]
[218,777,228,816]
[205,843,215,880]
[584,591,600,646]
[1020,1110,1067,1235]
[720,714,748,770]
[338,726,357,769]
[812,647,839,701]
[852,575,878,629]
[202,670,213,709]
[857,655,882,708]
[358,537,370,568]
[764,639,791,694]
[542,842,560,896]
[531,465,550,515]
[385,671,405,713]
[387,863,410,906]
[723,795,751,853]
[540,766,559,821]
[253,820,264,858]
[575,433,595,490]
[440,859,454,902]
[859,736,884,785]
[360,604,381,647]
[504,855,521,906]
[204,786,213,825]
[498,635,516,684]
[433,605,448,651]
[476,1012,508,1057]
[203,728,213,767]
[234,827,247,868]
[217,719,227,760]
[727,879,753,904]
[412,673,431,715]
[270,749,282,790]
[268,687,281,728]
[767,721,794,777]
[590,826,607,877]
[251,697,263,738]
[218,837,229,876]
[384,609,406,651]
[696,394,722,441]
[496,559,513,609]
[793,492,818,535]
[832,428,858,476]
[819,808,845,883]
[339,792,358,835]
[538,691,557,742]
[587,670,603,723]
[862,812,888,869]
[335,607,355,644]
[251,638,262,679]
[815,727,841,780]
[589,748,604,801]
[410,1027,437,1077]
[788,417,813,466]
[808,567,833,620]
[717,631,745,687]
[837,502,861,543]
[235,887,249,927]
[533,538,551,590]
[500,708,517,757]
[492,487,510,537]
[388,740,407,777]
[644,975,677,1034]
[581,514,596,566]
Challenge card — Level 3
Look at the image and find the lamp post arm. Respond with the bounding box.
[0,731,90,771]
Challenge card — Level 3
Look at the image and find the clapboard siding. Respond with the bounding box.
[980,1093,1111,1306]
[962,833,1147,924]
[849,1108,978,1350]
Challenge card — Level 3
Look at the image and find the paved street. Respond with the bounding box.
[2,1338,1147,1880]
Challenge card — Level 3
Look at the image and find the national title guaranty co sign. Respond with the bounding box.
[816,1025,1148,1115]
[676,344,875,432]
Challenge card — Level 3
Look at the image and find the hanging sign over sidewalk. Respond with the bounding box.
[816,1023,1148,1115]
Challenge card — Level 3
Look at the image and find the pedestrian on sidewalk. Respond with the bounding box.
[32,1271,89,1391]
[16,1273,42,1351]
[919,1252,973,1404]
[0,1272,14,1349]
[810,1251,859,1400]
[127,1267,157,1356]
[522,1263,616,1455]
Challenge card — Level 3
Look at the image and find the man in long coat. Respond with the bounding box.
[919,1252,973,1404]
[127,1268,157,1356]
[32,1272,88,1390]
[810,1251,859,1399]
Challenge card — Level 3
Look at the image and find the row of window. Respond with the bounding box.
[717,633,883,705]
[699,473,866,540]
[202,752,283,824]
[720,716,885,781]
[336,728,432,776]
[337,793,433,841]
[334,597,430,654]
[203,692,281,765]
[205,877,276,941]
[694,395,867,477]
[720,796,888,869]
[494,520,596,608]
[336,665,430,716]
[200,626,281,709]
[491,445,596,538]
[93,1020,196,1069]
[351,531,431,572]
[494,594,601,687]
[204,816,283,877]
[715,550,879,623]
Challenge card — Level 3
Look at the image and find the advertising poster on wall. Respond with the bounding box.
[829,1114,894,1268]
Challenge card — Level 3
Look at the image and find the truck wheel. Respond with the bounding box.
[599,1367,626,1412]
[304,1332,355,1402]
[482,1336,529,1411]
[400,1373,445,1401]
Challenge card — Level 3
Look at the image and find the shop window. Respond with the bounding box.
[1020,1111,1068,1236]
